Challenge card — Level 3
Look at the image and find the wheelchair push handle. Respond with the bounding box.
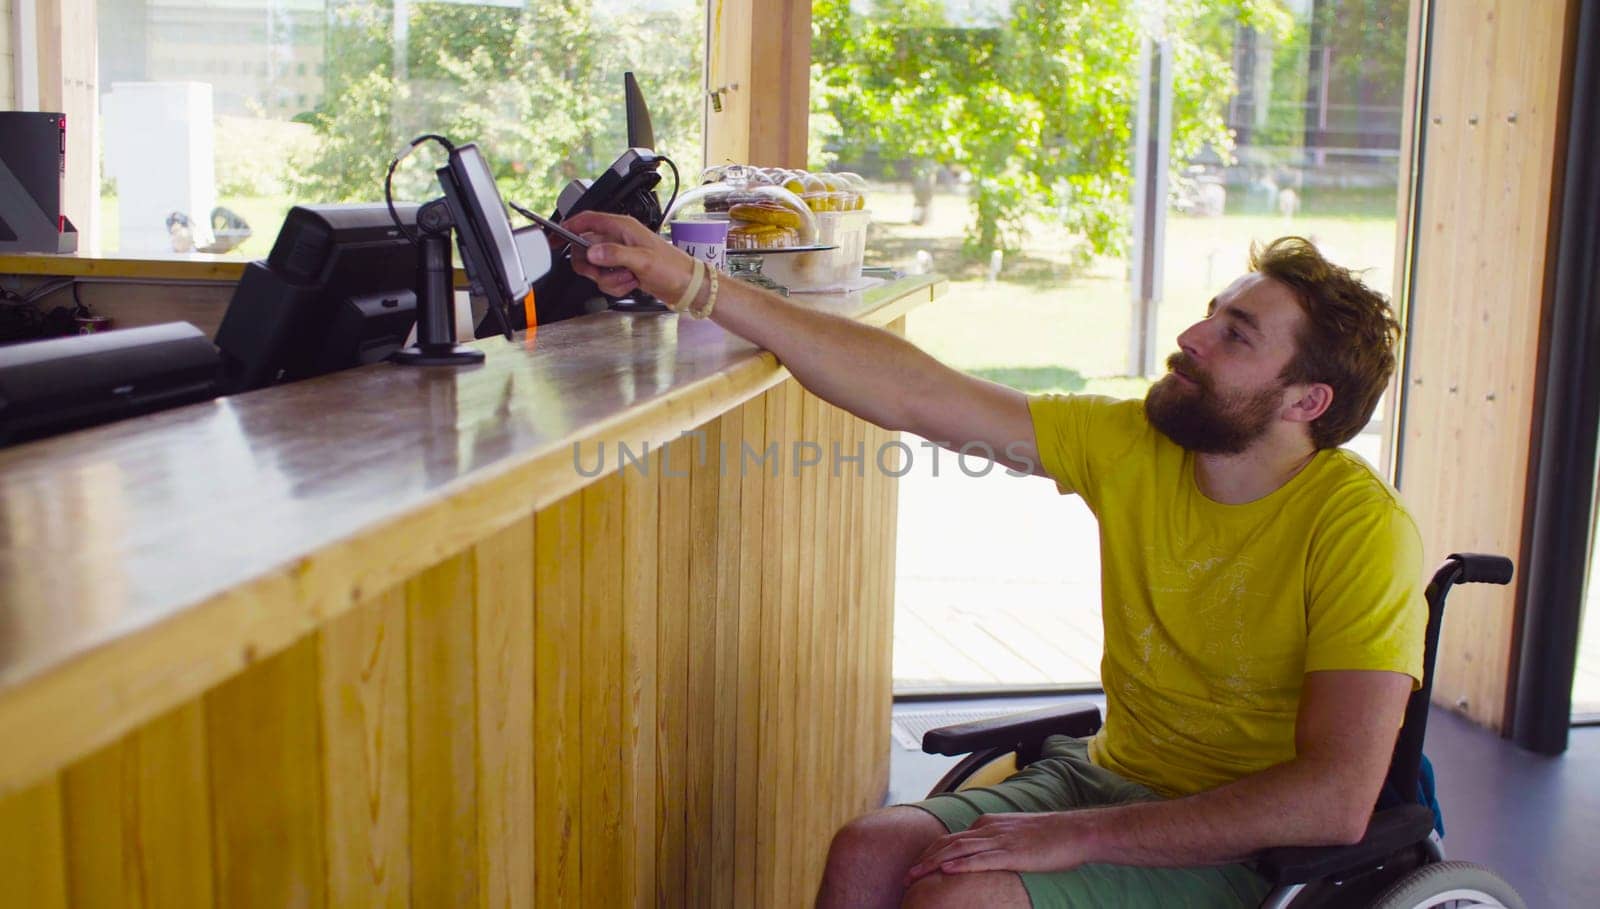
[1444,552,1514,586]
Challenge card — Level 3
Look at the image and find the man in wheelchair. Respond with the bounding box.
[809,238,1424,908]
[562,216,1483,907]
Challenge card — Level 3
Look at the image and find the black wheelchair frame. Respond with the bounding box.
[920,554,1525,909]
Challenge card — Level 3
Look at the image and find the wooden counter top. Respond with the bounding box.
[0,252,248,282]
[0,275,942,794]
[0,252,470,287]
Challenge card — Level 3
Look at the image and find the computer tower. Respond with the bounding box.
[0,111,77,254]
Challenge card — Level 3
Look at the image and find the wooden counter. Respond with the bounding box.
[0,274,944,907]
[0,251,249,282]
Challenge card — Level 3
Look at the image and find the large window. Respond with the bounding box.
[94,0,706,259]
[811,0,1410,694]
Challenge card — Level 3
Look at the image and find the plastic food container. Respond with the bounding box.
[666,170,817,251]
[757,209,871,292]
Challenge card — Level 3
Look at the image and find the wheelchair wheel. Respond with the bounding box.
[1368,861,1525,909]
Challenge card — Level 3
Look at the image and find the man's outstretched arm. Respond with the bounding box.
[564,211,1045,476]
[907,669,1414,880]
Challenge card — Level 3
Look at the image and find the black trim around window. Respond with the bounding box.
[1512,0,1600,754]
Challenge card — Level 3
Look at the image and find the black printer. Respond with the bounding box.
[0,322,220,447]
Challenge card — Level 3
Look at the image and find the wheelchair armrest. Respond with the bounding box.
[921,702,1103,757]
[1253,803,1436,885]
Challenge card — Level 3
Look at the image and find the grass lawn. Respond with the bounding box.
[869,184,1400,395]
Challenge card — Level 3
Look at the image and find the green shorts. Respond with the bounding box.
[908,736,1271,909]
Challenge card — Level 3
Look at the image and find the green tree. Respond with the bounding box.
[812,0,1290,258]
[292,0,406,203]
[294,1,704,213]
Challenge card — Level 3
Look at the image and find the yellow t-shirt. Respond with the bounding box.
[1029,394,1426,798]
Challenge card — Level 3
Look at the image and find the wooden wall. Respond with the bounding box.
[1,276,234,336]
[0,373,903,908]
[34,0,97,245]
[1397,0,1577,729]
[705,0,812,169]
[1,0,14,109]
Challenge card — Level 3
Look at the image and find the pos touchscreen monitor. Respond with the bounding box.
[439,143,543,333]
[391,141,549,365]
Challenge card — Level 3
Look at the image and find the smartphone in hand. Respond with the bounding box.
[522,209,591,251]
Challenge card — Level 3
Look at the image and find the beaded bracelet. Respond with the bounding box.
[672,259,706,313]
[688,265,720,320]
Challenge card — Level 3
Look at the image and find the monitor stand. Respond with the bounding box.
[391,223,485,366]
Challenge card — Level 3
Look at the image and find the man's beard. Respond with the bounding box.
[1144,353,1283,454]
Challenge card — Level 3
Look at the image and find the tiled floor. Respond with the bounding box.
[886,695,1600,908]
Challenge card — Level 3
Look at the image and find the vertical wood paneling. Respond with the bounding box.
[581,472,626,906]
[0,775,67,907]
[319,588,410,908]
[59,744,123,908]
[621,447,662,907]
[810,400,834,890]
[832,404,857,838]
[684,419,721,907]
[733,398,768,907]
[656,436,692,906]
[777,380,805,899]
[792,378,821,898]
[841,407,864,817]
[756,385,788,907]
[1399,0,1574,728]
[534,493,583,905]
[474,517,536,909]
[408,554,479,905]
[710,409,744,904]
[19,377,902,908]
[206,636,326,909]
[60,702,213,908]
[828,404,850,861]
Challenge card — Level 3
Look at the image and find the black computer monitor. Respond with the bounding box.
[214,203,423,393]
[438,143,541,337]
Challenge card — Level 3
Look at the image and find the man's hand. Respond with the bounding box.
[905,670,1414,882]
[564,210,696,303]
[904,812,1092,885]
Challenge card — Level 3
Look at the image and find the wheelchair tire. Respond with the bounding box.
[1367,861,1525,909]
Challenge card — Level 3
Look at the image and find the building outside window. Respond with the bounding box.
[93,0,706,258]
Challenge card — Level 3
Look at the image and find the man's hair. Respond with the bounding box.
[1250,237,1401,450]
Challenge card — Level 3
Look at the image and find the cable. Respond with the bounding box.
[659,154,680,227]
[0,278,78,343]
[385,133,458,245]
[71,281,90,317]
[23,278,75,306]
